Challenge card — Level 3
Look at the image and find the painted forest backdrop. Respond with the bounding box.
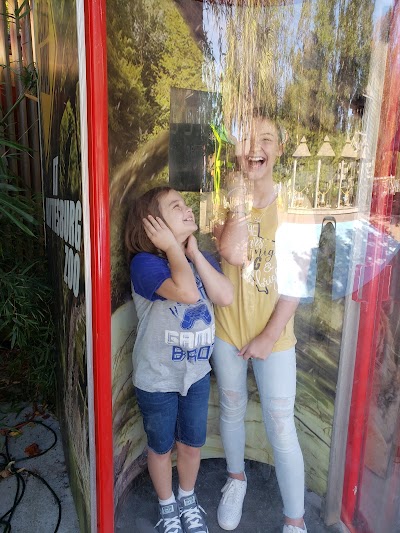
[107,0,395,514]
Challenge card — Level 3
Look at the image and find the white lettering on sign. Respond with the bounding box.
[45,156,82,297]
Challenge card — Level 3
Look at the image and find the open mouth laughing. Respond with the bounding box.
[246,156,266,170]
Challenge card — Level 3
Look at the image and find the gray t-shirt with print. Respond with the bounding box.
[130,252,220,396]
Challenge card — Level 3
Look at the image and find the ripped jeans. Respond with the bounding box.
[212,337,305,519]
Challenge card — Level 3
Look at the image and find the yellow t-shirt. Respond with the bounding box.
[215,199,297,352]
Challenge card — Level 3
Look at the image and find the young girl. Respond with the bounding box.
[125,186,233,533]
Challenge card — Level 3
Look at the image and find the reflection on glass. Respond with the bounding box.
[108,0,400,530]
[201,2,399,531]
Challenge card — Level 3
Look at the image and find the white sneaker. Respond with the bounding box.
[283,523,308,533]
[217,475,247,531]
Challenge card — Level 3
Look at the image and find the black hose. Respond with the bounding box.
[0,418,62,533]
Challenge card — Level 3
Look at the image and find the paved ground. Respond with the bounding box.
[0,403,79,533]
[116,458,344,533]
[1,403,344,533]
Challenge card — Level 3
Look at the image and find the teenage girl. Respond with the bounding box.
[213,109,309,533]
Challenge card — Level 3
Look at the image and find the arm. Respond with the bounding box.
[214,209,250,266]
[185,235,234,306]
[239,296,299,361]
[143,216,199,304]
[214,178,251,266]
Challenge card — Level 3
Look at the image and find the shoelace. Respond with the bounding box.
[220,479,245,505]
[180,504,207,532]
[155,514,182,533]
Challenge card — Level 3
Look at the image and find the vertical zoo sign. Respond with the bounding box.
[34,0,92,529]
[45,156,82,297]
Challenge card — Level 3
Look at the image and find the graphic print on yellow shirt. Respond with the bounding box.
[215,200,296,352]
[243,218,277,295]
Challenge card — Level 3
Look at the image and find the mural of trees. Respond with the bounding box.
[282,0,374,144]
[109,0,391,504]
[107,0,205,171]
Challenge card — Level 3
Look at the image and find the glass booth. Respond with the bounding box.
[32,0,400,531]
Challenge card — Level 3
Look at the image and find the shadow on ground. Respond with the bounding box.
[116,458,344,533]
[1,404,344,533]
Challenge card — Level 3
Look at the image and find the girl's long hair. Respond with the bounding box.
[125,186,172,260]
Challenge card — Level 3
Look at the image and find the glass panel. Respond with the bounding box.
[357,199,400,532]
[108,1,400,531]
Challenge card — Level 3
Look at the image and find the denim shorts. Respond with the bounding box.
[135,373,210,455]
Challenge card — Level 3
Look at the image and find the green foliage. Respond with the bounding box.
[0,262,56,404]
[0,140,37,251]
[151,1,205,125]
[0,64,55,406]
[0,179,56,403]
[107,0,205,170]
[282,0,374,138]
[107,0,165,168]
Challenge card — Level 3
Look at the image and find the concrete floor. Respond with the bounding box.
[1,403,344,533]
[0,403,79,533]
[116,458,344,533]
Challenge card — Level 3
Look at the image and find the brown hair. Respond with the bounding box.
[252,106,287,144]
[125,186,172,258]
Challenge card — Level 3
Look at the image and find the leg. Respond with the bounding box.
[252,348,305,528]
[176,374,210,533]
[176,442,201,491]
[147,448,173,500]
[212,337,249,477]
[212,338,249,530]
[176,372,210,490]
[135,387,178,500]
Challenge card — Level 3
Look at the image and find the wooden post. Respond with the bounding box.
[291,158,297,207]
[20,0,41,196]
[8,0,31,193]
[315,158,321,208]
[0,0,18,176]
[337,160,344,208]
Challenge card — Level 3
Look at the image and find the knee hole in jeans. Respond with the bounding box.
[263,397,299,451]
[219,389,248,425]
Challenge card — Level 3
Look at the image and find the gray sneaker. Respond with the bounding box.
[155,502,183,533]
[178,493,209,533]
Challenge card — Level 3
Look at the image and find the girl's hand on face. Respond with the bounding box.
[184,234,200,262]
[143,215,178,252]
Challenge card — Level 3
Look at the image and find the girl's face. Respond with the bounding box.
[158,190,197,243]
[236,117,283,182]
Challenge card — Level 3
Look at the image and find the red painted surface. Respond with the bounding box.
[342,1,400,530]
[84,1,114,531]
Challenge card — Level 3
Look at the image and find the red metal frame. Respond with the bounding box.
[84,0,114,531]
[342,2,400,530]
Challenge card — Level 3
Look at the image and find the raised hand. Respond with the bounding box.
[226,172,253,215]
[185,234,200,262]
[143,215,179,252]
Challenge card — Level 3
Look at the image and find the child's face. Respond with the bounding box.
[236,117,283,182]
[158,190,197,243]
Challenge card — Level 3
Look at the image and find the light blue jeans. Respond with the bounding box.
[212,337,305,519]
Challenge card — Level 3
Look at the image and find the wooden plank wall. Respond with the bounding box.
[0,0,41,196]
